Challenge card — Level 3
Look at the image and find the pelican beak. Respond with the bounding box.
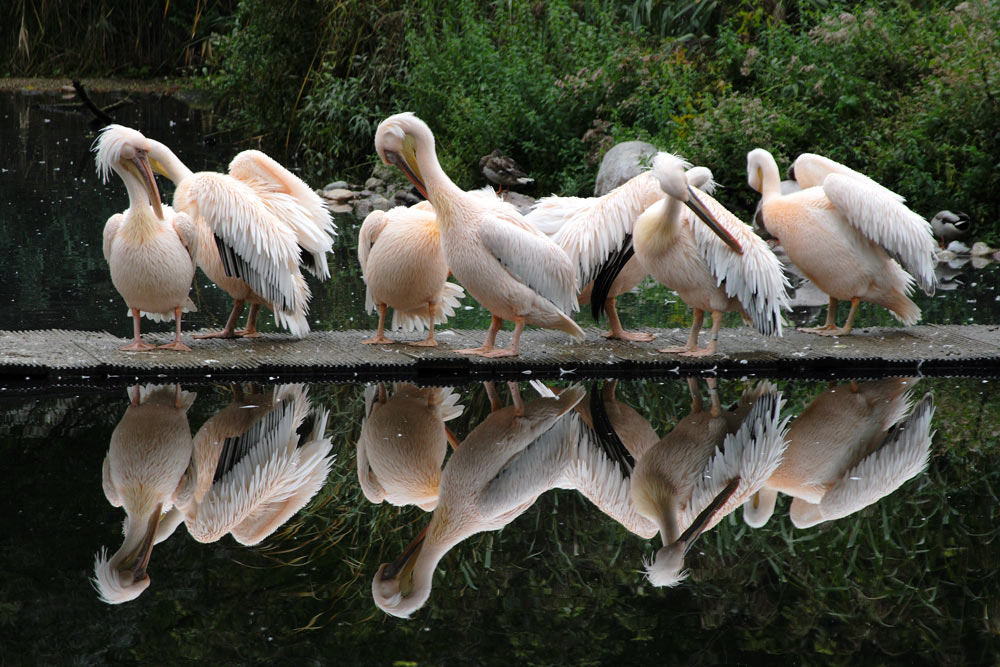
[133,150,164,220]
[119,503,164,582]
[380,523,428,597]
[386,135,428,199]
[676,477,740,555]
[685,186,742,254]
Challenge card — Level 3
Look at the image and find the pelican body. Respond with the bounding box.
[95,125,198,352]
[358,202,465,346]
[375,112,583,357]
[748,149,936,335]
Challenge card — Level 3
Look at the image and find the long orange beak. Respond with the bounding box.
[677,476,740,555]
[133,149,164,220]
[685,186,741,254]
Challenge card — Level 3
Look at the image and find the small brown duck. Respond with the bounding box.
[480,149,534,191]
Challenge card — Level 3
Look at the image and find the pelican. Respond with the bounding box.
[104,126,336,339]
[748,149,937,335]
[181,384,333,545]
[373,382,585,617]
[480,149,534,190]
[357,383,463,510]
[93,384,196,603]
[629,153,789,356]
[629,379,788,586]
[743,378,933,529]
[358,202,466,345]
[374,112,583,357]
[95,125,198,351]
[526,166,719,341]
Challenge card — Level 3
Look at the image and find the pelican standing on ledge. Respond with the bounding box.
[358,202,465,346]
[122,128,336,338]
[629,153,788,356]
[374,112,583,357]
[95,126,198,351]
[526,165,719,342]
[748,149,936,335]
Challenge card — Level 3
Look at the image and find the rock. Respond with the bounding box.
[594,140,658,196]
[971,255,992,269]
[324,181,349,191]
[370,195,391,212]
[359,189,373,198]
[327,203,354,214]
[935,249,957,262]
[354,199,374,219]
[392,190,421,207]
[365,177,385,191]
[946,240,971,254]
[322,188,355,202]
[500,191,536,216]
[971,241,993,256]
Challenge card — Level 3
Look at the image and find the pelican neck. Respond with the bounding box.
[149,140,195,184]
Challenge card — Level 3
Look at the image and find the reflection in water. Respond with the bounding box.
[94,385,196,603]
[373,382,584,618]
[743,378,934,529]
[93,383,332,603]
[356,383,463,511]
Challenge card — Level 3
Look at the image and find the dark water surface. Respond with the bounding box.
[2,376,998,665]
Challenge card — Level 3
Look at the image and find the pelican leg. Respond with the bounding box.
[484,317,525,357]
[158,306,192,352]
[409,301,439,347]
[119,308,155,351]
[683,310,722,357]
[813,297,860,337]
[660,309,704,355]
[236,304,262,338]
[601,297,655,342]
[483,381,503,412]
[194,299,246,339]
[799,297,841,334]
[362,303,396,344]
[508,381,524,416]
[457,315,502,355]
[686,377,703,413]
[706,377,722,418]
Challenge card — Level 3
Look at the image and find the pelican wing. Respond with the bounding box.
[525,196,592,236]
[478,212,579,314]
[792,153,905,202]
[358,210,388,314]
[178,172,309,325]
[807,393,933,525]
[687,191,791,336]
[171,210,199,263]
[822,174,937,295]
[102,214,123,262]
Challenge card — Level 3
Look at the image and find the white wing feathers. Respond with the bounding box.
[822,174,937,295]
[390,281,465,332]
[688,191,791,337]
[792,153,905,202]
[478,213,580,314]
[526,196,592,235]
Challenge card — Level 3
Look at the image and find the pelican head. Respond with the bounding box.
[372,524,431,618]
[651,152,742,253]
[375,112,430,199]
[644,542,689,588]
[742,488,778,528]
[746,148,779,195]
[91,506,163,604]
[93,125,164,220]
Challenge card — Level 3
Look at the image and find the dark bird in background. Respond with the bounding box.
[929,210,971,247]
[480,149,534,191]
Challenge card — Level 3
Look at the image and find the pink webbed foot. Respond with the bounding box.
[159,341,192,352]
[407,337,439,347]
[602,329,655,342]
[361,334,396,344]
[119,341,156,352]
[481,347,519,358]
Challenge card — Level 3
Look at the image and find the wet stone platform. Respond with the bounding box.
[2,324,1000,390]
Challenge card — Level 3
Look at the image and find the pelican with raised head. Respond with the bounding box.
[111,127,338,339]
[748,149,936,335]
[95,125,198,351]
[374,112,583,357]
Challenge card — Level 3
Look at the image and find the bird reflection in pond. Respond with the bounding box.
[742,378,934,529]
[357,383,463,511]
[93,384,196,604]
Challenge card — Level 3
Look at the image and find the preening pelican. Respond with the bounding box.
[181,384,333,545]
[748,149,937,335]
[629,379,788,586]
[630,153,788,356]
[357,383,463,510]
[375,112,583,357]
[114,127,336,338]
[358,202,465,345]
[526,165,719,341]
[93,385,196,603]
[95,125,198,351]
[743,378,933,529]
[372,382,584,617]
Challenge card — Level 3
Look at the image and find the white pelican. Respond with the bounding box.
[630,379,788,586]
[357,202,465,346]
[372,382,585,617]
[357,383,463,510]
[95,125,198,351]
[748,149,937,335]
[93,384,196,603]
[374,112,583,357]
[743,378,933,529]
[526,165,719,341]
[181,384,333,545]
[107,127,336,339]
[630,153,789,356]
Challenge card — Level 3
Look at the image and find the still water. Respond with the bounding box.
[3,376,999,664]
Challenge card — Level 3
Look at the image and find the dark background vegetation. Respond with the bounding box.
[4,0,998,236]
